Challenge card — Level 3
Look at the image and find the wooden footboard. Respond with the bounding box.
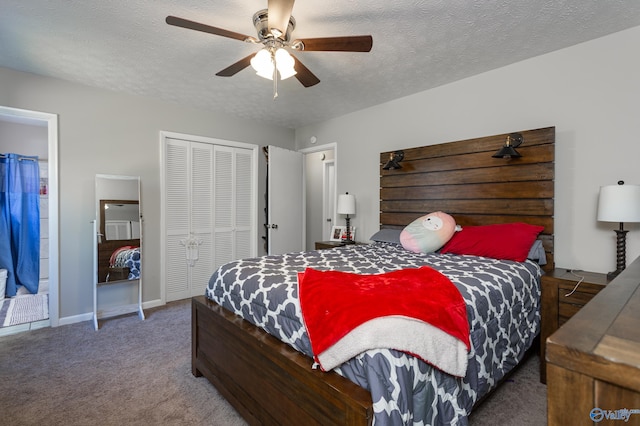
[192,296,373,426]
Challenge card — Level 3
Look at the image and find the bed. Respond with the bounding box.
[192,127,555,425]
[96,239,141,282]
[107,245,141,281]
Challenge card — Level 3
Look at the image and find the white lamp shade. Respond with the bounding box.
[597,184,640,223]
[251,49,274,80]
[275,48,297,80]
[337,193,356,215]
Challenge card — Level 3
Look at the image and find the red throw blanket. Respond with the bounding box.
[298,266,470,377]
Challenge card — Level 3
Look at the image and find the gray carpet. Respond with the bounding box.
[0,299,546,425]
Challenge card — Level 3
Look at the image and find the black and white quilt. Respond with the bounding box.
[206,242,541,426]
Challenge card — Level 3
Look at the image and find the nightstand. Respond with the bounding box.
[539,268,608,383]
[315,241,356,250]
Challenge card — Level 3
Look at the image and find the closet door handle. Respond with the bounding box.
[179,234,203,267]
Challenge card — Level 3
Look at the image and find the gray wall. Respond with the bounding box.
[0,66,294,320]
[296,25,640,274]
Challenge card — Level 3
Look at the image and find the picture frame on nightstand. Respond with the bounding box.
[340,227,356,242]
[330,226,345,241]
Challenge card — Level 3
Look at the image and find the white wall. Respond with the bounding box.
[0,66,294,320]
[0,121,48,157]
[296,25,640,274]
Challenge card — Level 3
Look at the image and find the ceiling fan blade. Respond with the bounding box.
[292,55,320,87]
[166,15,251,42]
[294,35,373,52]
[268,0,295,37]
[215,53,257,77]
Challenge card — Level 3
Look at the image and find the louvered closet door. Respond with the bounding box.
[164,137,255,302]
[189,143,214,297]
[233,149,254,261]
[213,147,234,268]
[213,146,255,269]
[165,139,215,301]
[165,139,191,301]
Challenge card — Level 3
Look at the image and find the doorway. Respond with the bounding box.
[0,106,59,335]
[301,143,337,251]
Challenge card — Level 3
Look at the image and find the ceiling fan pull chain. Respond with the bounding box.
[273,65,279,99]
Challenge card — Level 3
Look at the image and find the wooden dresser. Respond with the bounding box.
[546,256,640,425]
[539,269,608,383]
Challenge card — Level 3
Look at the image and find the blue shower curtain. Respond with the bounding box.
[0,153,40,297]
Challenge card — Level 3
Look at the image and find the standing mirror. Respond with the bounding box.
[95,175,141,284]
[93,174,143,330]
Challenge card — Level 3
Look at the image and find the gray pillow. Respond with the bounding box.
[369,228,402,244]
[527,240,547,265]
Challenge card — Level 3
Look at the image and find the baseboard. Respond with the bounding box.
[58,312,93,326]
[58,298,164,327]
[142,298,164,310]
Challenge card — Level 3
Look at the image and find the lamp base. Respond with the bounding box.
[608,227,628,282]
[605,227,629,282]
[344,216,354,244]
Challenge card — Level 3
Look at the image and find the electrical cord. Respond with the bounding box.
[564,269,585,297]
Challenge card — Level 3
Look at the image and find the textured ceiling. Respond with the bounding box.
[2,1,640,129]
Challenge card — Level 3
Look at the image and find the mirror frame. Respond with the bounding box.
[95,174,142,284]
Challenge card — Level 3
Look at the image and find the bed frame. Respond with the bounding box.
[192,126,555,425]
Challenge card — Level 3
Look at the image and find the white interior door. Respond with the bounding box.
[268,145,304,255]
[323,160,336,241]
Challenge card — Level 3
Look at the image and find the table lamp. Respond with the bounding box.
[597,180,640,280]
[337,192,356,243]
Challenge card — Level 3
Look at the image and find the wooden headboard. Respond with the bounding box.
[380,127,555,272]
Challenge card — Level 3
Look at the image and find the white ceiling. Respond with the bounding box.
[2,1,640,129]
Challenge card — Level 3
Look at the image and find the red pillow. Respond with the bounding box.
[439,223,544,262]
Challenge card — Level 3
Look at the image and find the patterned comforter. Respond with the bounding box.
[206,242,541,425]
[109,246,141,280]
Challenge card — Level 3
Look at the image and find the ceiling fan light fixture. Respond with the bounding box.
[275,48,296,79]
[251,48,275,80]
[166,1,372,93]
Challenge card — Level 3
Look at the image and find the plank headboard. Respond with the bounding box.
[380,127,555,272]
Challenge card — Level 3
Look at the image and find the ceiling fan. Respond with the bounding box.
[166,0,373,96]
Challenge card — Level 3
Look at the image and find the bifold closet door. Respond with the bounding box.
[165,139,214,301]
[212,146,254,270]
[164,138,255,302]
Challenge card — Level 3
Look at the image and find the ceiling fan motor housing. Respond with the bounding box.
[253,9,296,42]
